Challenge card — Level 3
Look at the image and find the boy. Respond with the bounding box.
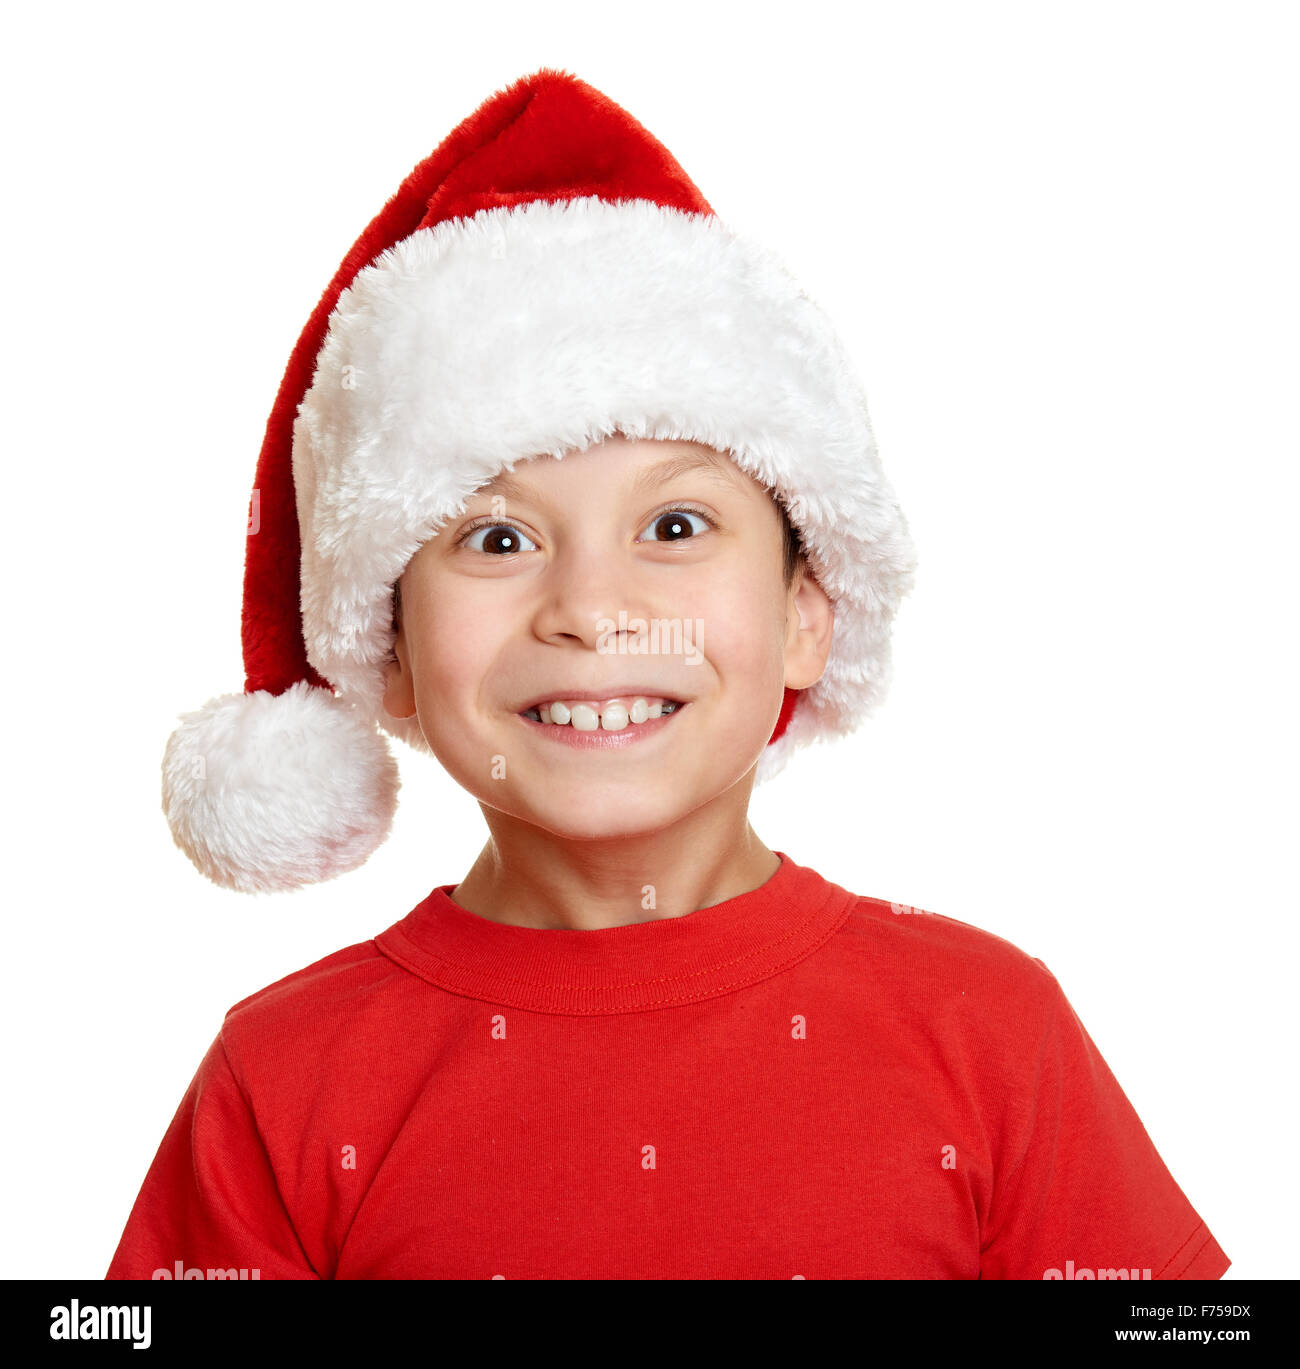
[107,67,1229,1279]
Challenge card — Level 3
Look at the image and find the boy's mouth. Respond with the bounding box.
[515,694,687,732]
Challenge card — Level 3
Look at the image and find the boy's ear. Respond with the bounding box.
[382,616,417,721]
[784,568,834,691]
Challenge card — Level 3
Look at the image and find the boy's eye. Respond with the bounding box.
[636,509,711,543]
[462,524,539,555]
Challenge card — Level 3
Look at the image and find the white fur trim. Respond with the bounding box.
[294,196,918,781]
[161,682,400,893]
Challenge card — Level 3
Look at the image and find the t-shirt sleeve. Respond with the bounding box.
[979,961,1230,1280]
[105,1030,321,1280]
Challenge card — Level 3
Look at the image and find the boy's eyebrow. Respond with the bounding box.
[477,448,742,506]
[629,448,741,497]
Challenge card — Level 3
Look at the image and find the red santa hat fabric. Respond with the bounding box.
[162,66,919,894]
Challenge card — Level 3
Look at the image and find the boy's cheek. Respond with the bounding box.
[413,607,509,685]
[693,595,788,678]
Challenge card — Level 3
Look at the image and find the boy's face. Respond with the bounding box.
[383,435,833,840]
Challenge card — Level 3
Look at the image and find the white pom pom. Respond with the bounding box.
[161,681,400,894]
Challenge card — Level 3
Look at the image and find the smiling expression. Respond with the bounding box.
[382,434,833,839]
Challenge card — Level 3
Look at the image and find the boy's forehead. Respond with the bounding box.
[478,439,758,503]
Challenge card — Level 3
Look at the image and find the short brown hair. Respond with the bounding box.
[778,498,806,587]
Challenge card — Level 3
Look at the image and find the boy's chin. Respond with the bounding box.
[470,776,711,836]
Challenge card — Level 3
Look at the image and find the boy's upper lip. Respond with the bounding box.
[514,686,690,713]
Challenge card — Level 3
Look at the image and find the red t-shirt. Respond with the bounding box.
[106,853,1229,1279]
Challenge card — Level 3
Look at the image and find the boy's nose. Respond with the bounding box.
[526,556,663,649]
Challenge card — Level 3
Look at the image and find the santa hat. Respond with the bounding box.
[162,66,919,894]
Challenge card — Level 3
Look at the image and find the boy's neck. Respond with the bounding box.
[450,808,780,931]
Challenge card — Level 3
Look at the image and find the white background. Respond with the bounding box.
[2,0,1293,1280]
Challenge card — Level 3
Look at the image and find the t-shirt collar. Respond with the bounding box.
[374,851,856,1015]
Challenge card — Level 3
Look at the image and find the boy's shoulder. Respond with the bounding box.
[216,933,401,1070]
[224,937,384,1017]
[841,888,1064,1018]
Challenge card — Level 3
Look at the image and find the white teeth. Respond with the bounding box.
[523,696,681,729]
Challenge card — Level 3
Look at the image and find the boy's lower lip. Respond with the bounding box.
[513,703,689,748]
